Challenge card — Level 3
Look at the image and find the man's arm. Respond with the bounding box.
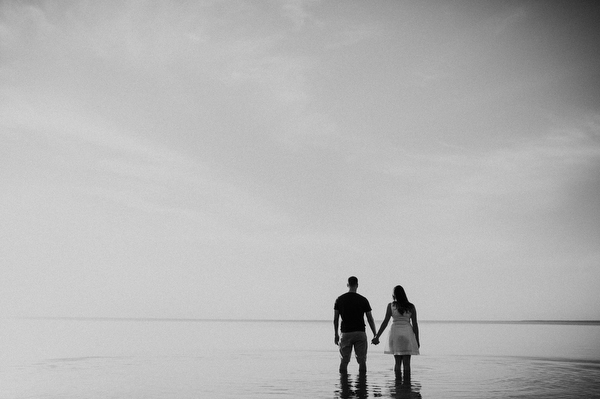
[365,311,377,337]
[333,309,340,345]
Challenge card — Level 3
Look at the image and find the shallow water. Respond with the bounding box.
[1,319,599,398]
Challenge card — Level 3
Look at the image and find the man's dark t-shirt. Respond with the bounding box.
[334,292,372,333]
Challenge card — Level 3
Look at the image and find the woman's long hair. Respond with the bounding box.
[392,285,414,315]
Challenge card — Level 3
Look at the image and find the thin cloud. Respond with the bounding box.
[3,0,600,320]
[368,118,600,218]
[281,0,315,30]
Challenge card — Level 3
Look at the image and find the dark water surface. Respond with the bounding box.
[1,319,599,398]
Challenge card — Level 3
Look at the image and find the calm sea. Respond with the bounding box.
[1,318,599,398]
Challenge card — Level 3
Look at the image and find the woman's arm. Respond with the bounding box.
[411,306,420,347]
[373,303,392,343]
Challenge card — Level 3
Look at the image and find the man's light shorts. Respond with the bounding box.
[339,331,368,363]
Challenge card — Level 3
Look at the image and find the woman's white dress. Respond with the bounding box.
[384,304,420,355]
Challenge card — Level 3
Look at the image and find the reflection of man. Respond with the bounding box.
[334,276,377,374]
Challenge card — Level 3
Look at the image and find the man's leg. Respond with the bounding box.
[353,332,368,374]
[338,333,352,374]
[357,359,367,374]
[339,373,351,396]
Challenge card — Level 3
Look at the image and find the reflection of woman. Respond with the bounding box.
[372,285,420,378]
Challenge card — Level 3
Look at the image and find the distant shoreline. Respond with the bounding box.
[420,319,600,326]
[6,316,600,325]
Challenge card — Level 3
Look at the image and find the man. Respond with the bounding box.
[334,276,377,374]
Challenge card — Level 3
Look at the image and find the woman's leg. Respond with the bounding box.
[393,355,403,376]
[402,355,412,379]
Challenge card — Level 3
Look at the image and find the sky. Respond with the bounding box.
[1,1,599,322]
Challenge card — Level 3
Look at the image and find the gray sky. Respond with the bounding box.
[2,1,599,321]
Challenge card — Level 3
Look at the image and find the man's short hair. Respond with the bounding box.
[348,276,358,286]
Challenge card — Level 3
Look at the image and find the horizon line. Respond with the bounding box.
[6,316,600,325]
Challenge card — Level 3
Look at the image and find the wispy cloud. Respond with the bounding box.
[483,5,528,36]
[3,0,600,320]
[368,114,600,221]
[2,87,291,235]
[281,0,315,30]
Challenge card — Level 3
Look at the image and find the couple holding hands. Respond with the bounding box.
[333,276,420,377]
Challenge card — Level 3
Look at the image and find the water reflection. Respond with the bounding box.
[388,376,422,398]
[336,373,373,398]
[335,373,422,398]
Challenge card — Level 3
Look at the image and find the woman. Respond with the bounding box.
[372,285,420,378]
